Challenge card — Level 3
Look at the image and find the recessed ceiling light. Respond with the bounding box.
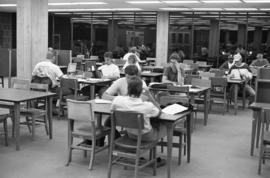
[126,1,162,3]
[192,8,223,11]
[0,4,16,7]
[163,0,200,3]
[201,0,241,3]
[243,0,270,2]
[224,8,258,11]
[159,7,191,10]
[49,2,107,6]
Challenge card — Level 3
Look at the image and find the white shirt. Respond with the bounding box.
[123,52,141,62]
[122,62,141,71]
[98,63,120,78]
[111,96,159,135]
[32,60,63,87]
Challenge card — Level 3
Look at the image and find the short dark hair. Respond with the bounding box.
[128,76,143,97]
[104,51,113,59]
[169,52,180,61]
[124,65,139,76]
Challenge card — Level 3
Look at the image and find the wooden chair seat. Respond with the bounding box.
[20,107,46,116]
[74,125,110,138]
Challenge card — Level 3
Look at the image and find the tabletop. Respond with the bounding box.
[0,88,56,102]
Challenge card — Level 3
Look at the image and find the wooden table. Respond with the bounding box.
[249,102,270,156]
[149,85,210,126]
[142,66,164,72]
[0,88,56,150]
[198,64,212,71]
[227,78,246,115]
[90,100,191,178]
[120,71,163,82]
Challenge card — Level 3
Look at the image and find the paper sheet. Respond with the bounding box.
[162,103,188,115]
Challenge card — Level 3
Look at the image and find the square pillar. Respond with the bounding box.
[254,27,262,51]
[17,0,48,79]
[237,24,246,47]
[208,20,219,57]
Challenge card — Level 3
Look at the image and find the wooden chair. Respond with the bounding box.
[183,59,194,64]
[72,58,83,71]
[199,71,215,80]
[258,109,270,175]
[0,109,10,146]
[210,77,229,115]
[58,78,89,117]
[184,74,200,85]
[66,99,110,170]
[158,86,191,165]
[20,83,49,140]
[108,110,158,178]
[209,68,226,77]
[84,61,96,72]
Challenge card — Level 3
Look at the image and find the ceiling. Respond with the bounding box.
[1,0,270,12]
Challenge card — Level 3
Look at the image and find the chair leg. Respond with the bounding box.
[31,117,35,141]
[44,116,49,135]
[88,140,95,170]
[258,144,263,175]
[107,143,113,178]
[134,157,139,178]
[178,133,182,166]
[3,119,8,146]
[250,118,256,156]
[152,147,157,176]
[183,134,186,156]
[160,138,164,153]
[25,116,32,133]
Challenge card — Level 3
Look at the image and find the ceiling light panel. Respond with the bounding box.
[0,4,16,7]
[48,2,107,6]
[163,0,200,3]
[243,0,270,3]
[126,1,162,3]
[224,8,258,11]
[159,8,191,10]
[202,0,241,3]
[192,8,223,11]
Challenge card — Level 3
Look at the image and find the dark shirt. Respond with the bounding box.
[163,66,177,82]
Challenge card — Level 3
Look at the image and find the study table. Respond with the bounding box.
[120,71,163,82]
[0,88,56,150]
[90,99,192,178]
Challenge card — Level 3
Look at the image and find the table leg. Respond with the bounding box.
[166,123,173,178]
[242,83,246,110]
[187,113,191,163]
[234,84,239,115]
[256,111,262,148]
[14,102,20,151]
[250,110,258,156]
[90,85,95,100]
[47,97,53,139]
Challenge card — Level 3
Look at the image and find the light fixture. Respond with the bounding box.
[201,0,241,3]
[224,8,258,11]
[49,8,111,12]
[0,4,16,7]
[159,7,191,10]
[243,0,270,3]
[48,2,107,6]
[260,8,270,10]
[163,0,200,3]
[192,8,223,11]
[126,1,162,3]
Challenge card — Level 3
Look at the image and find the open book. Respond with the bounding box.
[162,103,188,115]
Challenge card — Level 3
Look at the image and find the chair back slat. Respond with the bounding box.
[210,77,227,87]
[112,110,144,129]
[210,69,225,77]
[11,78,30,90]
[184,74,200,85]
[67,99,94,121]
[191,78,211,88]
[30,83,49,92]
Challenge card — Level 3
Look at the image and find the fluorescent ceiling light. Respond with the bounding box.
[159,8,191,10]
[49,2,107,6]
[0,4,16,7]
[202,0,241,3]
[192,8,223,11]
[163,1,200,3]
[113,8,142,11]
[49,9,111,12]
[224,8,258,11]
[260,8,270,10]
[243,0,270,2]
[126,1,162,4]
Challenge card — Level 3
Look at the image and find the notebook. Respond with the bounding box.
[162,103,188,115]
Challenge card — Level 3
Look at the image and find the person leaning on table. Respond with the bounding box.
[250,53,270,68]
[228,53,255,105]
[162,52,185,85]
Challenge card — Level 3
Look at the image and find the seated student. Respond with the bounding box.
[122,53,141,71]
[250,53,270,68]
[219,54,234,70]
[162,52,185,85]
[123,46,141,62]
[81,51,120,98]
[111,76,166,141]
[228,53,255,104]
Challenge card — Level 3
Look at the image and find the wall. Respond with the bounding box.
[0,12,13,48]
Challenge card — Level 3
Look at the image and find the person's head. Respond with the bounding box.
[46,51,56,63]
[129,46,137,53]
[127,54,137,64]
[104,51,113,65]
[256,53,263,60]
[124,65,139,81]
[127,76,143,98]
[233,53,242,66]
[228,54,234,63]
[169,52,181,63]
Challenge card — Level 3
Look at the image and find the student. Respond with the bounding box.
[111,76,166,141]
[250,53,269,68]
[81,51,120,98]
[122,53,141,71]
[228,53,255,104]
[219,54,234,70]
[123,46,141,62]
[162,52,185,85]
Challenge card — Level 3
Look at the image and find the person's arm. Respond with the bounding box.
[249,60,256,67]
[219,61,228,70]
[101,80,119,101]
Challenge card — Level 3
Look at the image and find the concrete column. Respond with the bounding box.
[253,27,262,51]
[208,20,219,57]
[237,24,246,47]
[17,0,48,79]
[156,12,169,67]
[108,20,118,52]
